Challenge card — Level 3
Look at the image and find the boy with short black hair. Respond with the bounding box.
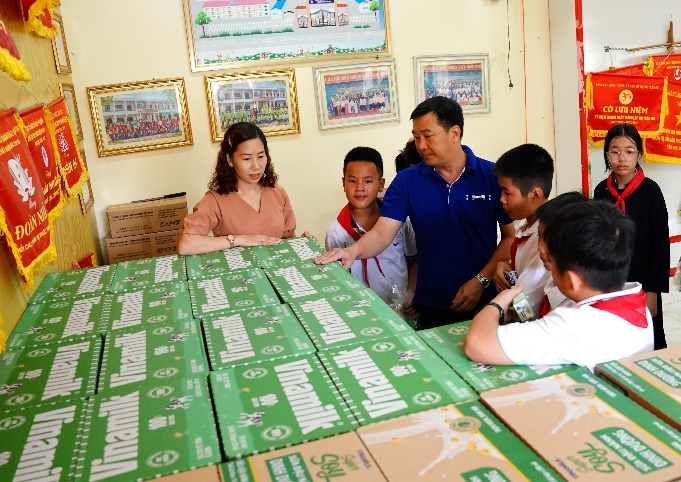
[464,200,654,371]
[492,144,554,315]
[325,147,417,305]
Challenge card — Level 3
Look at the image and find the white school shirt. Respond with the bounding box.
[513,220,552,314]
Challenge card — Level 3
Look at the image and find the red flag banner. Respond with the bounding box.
[0,13,31,81]
[47,97,88,200]
[20,0,58,39]
[641,53,681,80]
[586,72,666,140]
[18,105,65,221]
[644,79,681,165]
[0,109,56,290]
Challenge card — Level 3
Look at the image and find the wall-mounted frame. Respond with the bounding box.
[59,83,83,140]
[51,13,72,74]
[78,149,94,214]
[182,0,391,72]
[86,78,193,157]
[414,54,490,114]
[313,59,398,130]
[205,68,299,141]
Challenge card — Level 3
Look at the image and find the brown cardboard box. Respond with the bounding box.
[105,229,182,264]
[106,196,187,238]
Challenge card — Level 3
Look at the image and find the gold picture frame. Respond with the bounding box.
[205,68,300,142]
[59,83,83,141]
[86,78,193,157]
[51,13,72,74]
[78,148,94,214]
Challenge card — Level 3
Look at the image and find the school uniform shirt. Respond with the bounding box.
[512,220,551,314]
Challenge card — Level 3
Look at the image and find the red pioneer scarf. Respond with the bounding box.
[509,233,532,271]
[590,289,648,328]
[606,168,645,212]
[539,294,551,318]
[337,203,385,287]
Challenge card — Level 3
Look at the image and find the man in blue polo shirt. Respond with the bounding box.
[316,96,514,329]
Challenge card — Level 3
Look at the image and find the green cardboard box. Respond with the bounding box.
[7,294,111,349]
[29,265,116,304]
[202,304,315,370]
[0,338,101,409]
[189,270,280,319]
[0,399,88,482]
[357,401,562,482]
[318,334,477,425]
[289,288,413,350]
[109,255,186,292]
[185,247,259,280]
[75,376,221,482]
[252,236,325,269]
[98,320,208,393]
[210,355,358,459]
[418,321,575,392]
[104,281,193,332]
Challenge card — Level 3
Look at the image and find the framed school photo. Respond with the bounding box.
[313,59,399,130]
[86,78,193,157]
[205,68,300,142]
[59,83,83,140]
[414,54,490,114]
[182,0,391,72]
[51,13,72,74]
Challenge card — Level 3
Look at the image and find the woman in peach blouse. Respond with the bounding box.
[178,122,297,255]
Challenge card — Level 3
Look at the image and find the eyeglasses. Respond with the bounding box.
[607,150,639,161]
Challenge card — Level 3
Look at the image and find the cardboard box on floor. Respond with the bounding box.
[106,195,187,238]
[595,344,681,432]
[105,229,182,264]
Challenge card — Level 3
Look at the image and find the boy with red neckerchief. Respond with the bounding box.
[464,200,654,372]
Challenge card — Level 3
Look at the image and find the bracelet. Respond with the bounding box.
[476,301,505,323]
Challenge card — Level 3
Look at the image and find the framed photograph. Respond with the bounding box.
[51,13,72,74]
[414,54,490,114]
[313,59,398,130]
[86,78,193,157]
[205,68,300,141]
[78,149,94,214]
[59,83,83,140]
[182,0,391,72]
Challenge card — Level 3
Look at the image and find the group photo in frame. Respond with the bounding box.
[86,78,193,157]
[313,59,399,130]
[183,0,390,71]
[414,54,490,114]
[205,68,300,141]
[59,83,83,140]
[51,13,71,74]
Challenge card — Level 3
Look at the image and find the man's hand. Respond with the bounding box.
[314,248,355,270]
[450,278,484,312]
[493,261,512,292]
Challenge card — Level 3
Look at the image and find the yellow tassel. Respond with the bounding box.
[0,46,31,82]
[642,56,655,76]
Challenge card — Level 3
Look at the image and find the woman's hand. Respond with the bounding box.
[236,234,281,247]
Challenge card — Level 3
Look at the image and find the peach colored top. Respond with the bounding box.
[182,185,296,238]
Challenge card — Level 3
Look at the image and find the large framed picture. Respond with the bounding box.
[414,54,490,114]
[86,78,193,157]
[59,83,83,140]
[313,59,398,130]
[182,0,391,72]
[51,13,71,74]
[205,68,300,141]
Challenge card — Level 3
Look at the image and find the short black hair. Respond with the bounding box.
[343,146,383,177]
[542,200,635,292]
[410,96,464,137]
[493,144,554,197]
[394,139,422,173]
[603,123,643,172]
[536,191,588,225]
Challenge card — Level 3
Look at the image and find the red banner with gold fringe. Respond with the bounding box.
[20,0,59,39]
[0,13,31,81]
[18,105,65,221]
[0,109,56,290]
[644,78,681,165]
[47,97,88,200]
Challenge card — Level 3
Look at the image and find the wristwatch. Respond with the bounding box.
[475,274,490,289]
[227,234,235,249]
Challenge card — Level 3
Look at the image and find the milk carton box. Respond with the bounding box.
[109,255,186,292]
[210,355,358,459]
[104,281,193,332]
[202,304,315,370]
[0,399,88,482]
[185,247,259,280]
[7,294,111,349]
[98,320,208,393]
[289,288,413,351]
[596,344,681,432]
[75,376,221,482]
[189,270,280,319]
[481,368,681,481]
[252,236,325,269]
[0,338,101,409]
[357,401,562,482]
[29,265,116,304]
[318,334,477,425]
[418,321,575,392]
[222,432,387,481]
